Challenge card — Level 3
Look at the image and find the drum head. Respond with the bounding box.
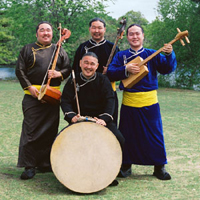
[50,122,122,193]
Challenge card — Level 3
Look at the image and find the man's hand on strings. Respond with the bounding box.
[28,86,39,98]
[162,44,173,54]
[126,63,140,75]
[94,117,107,126]
[48,70,62,79]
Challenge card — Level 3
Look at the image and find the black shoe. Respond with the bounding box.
[117,164,132,178]
[109,179,119,186]
[20,168,36,180]
[153,165,171,180]
[37,166,52,173]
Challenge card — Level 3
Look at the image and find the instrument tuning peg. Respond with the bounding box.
[177,28,186,46]
[185,36,190,44]
[177,27,190,44]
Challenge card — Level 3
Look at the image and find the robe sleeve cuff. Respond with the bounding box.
[98,113,113,123]
[64,112,77,123]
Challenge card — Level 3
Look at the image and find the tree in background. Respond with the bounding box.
[1,0,199,89]
[0,10,15,64]
[0,0,112,64]
[145,0,200,89]
[116,10,149,50]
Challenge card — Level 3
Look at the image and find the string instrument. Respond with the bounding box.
[105,17,126,69]
[122,28,190,88]
[38,24,71,104]
[105,18,126,90]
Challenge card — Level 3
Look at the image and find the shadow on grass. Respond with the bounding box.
[0,166,108,196]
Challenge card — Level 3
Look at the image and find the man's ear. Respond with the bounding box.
[79,60,82,68]
[96,63,99,70]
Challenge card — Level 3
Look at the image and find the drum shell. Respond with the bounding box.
[50,122,122,193]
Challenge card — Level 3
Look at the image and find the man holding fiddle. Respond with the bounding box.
[16,21,71,180]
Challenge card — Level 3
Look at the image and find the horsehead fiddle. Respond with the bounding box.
[38,23,71,105]
[104,17,126,71]
[104,17,126,91]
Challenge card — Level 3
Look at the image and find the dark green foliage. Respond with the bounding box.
[145,0,200,89]
[0,0,199,89]
[0,11,15,64]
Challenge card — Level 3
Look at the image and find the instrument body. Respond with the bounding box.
[122,56,149,88]
[122,29,190,88]
[50,122,122,193]
[38,83,61,105]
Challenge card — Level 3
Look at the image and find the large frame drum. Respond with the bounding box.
[50,122,122,193]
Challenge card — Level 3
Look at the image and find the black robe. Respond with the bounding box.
[72,39,120,125]
[61,72,124,148]
[16,42,71,168]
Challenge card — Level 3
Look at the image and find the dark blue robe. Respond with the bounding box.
[107,47,177,165]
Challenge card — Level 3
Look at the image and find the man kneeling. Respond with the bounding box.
[61,52,125,186]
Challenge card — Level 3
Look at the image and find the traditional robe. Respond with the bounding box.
[72,39,120,125]
[61,72,125,147]
[107,47,177,165]
[16,42,71,168]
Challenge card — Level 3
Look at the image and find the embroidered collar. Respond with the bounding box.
[80,72,96,82]
[84,39,106,53]
[35,42,52,48]
[76,72,96,91]
[129,47,144,55]
[124,47,145,62]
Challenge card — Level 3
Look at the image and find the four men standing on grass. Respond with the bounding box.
[15,19,177,184]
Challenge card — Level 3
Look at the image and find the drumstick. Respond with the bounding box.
[72,70,81,115]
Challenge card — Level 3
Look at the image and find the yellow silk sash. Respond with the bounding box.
[24,85,60,95]
[111,81,116,91]
[122,90,158,108]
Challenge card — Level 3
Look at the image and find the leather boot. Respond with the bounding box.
[153,165,171,180]
[20,167,36,180]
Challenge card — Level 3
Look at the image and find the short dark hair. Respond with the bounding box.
[36,21,53,33]
[126,24,144,35]
[89,18,106,27]
[82,52,99,61]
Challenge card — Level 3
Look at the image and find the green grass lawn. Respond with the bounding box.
[0,81,199,200]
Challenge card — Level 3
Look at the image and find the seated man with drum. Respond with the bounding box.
[61,52,124,187]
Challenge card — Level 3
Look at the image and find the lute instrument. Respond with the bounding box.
[38,24,71,105]
[122,28,190,88]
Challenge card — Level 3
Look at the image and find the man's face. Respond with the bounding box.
[36,23,53,45]
[127,25,144,50]
[80,55,99,79]
[89,20,106,43]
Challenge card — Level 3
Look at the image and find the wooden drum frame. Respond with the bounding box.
[50,122,122,193]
